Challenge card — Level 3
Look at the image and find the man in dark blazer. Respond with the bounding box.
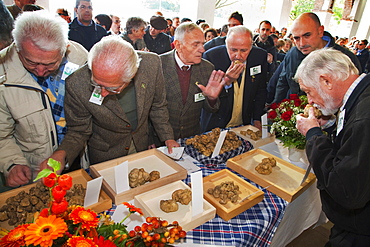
[42,36,178,168]
[159,22,225,141]
[201,26,268,132]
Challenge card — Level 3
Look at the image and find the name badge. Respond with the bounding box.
[89,87,104,105]
[194,93,205,102]
[250,65,261,76]
[61,62,80,80]
[336,109,345,135]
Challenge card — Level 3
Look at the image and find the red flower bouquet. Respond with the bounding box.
[0,159,186,247]
[268,94,308,150]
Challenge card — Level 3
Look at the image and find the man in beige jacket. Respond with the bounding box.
[0,11,87,190]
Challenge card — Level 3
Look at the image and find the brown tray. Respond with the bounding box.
[231,125,275,148]
[90,149,187,204]
[203,169,264,221]
[0,169,112,230]
[227,149,316,202]
[134,180,215,232]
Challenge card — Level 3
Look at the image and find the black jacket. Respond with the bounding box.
[68,18,108,51]
[306,74,370,236]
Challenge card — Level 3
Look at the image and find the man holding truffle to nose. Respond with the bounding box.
[295,48,370,246]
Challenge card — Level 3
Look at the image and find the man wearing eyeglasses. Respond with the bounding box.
[44,35,179,169]
[0,11,88,190]
[68,0,108,51]
[355,39,369,73]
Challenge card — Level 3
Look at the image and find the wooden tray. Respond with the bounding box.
[203,169,264,221]
[134,180,215,232]
[90,149,187,204]
[227,149,316,202]
[0,169,112,230]
[231,125,275,148]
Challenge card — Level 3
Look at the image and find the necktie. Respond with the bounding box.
[182,65,189,71]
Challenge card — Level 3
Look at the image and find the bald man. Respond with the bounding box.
[272,12,361,104]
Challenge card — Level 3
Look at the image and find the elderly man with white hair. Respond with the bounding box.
[0,11,87,189]
[45,35,178,168]
[295,48,370,246]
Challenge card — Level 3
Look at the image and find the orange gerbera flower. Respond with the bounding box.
[24,215,67,247]
[92,236,117,247]
[122,202,143,216]
[69,206,99,231]
[67,236,97,247]
[0,224,29,247]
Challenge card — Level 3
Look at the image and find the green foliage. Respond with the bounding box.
[33,158,60,181]
[290,0,315,20]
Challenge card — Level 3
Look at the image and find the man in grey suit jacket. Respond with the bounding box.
[42,36,178,168]
[159,22,225,141]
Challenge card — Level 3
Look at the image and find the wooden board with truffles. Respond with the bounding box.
[203,169,264,221]
[89,149,187,204]
[134,180,216,232]
[231,125,275,148]
[227,149,316,202]
[0,169,112,230]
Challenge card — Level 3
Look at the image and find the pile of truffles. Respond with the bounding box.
[128,168,160,188]
[207,181,241,205]
[0,182,85,226]
[240,129,262,141]
[160,189,192,213]
[185,128,242,156]
[255,157,277,175]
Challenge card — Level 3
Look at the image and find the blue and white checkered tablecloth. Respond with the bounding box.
[182,163,288,247]
[106,134,289,247]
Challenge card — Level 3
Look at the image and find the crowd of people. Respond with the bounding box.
[1,0,370,245]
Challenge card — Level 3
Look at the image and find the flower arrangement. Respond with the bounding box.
[267,94,308,150]
[0,159,186,247]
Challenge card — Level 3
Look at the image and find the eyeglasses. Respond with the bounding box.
[18,51,61,69]
[78,5,93,10]
[90,78,125,94]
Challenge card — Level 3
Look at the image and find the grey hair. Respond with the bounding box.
[76,0,91,8]
[226,25,253,42]
[125,17,147,34]
[174,22,202,42]
[294,48,359,88]
[13,10,68,55]
[88,35,140,82]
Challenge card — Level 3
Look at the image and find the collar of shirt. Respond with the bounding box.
[322,35,331,48]
[77,18,93,27]
[340,73,367,112]
[175,50,191,70]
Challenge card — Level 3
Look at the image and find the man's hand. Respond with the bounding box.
[39,150,67,175]
[223,61,245,85]
[296,107,320,136]
[267,53,273,64]
[6,165,31,187]
[165,139,180,154]
[253,120,262,131]
[197,70,225,100]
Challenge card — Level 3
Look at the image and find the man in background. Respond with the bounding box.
[109,15,121,35]
[159,23,225,141]
[202,26,268,131]
[6,0,35,19]
[68,0,108,51]
[121,17,147,50]
[144,15,172,54]
[0,0,13,50]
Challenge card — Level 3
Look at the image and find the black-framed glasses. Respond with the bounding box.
[90,78,125,94]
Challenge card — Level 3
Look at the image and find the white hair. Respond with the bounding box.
[13,10,69,55]
[88,35,140,82]
[294,48,359,89]
[174,22,202,43]
[226,25,253,42]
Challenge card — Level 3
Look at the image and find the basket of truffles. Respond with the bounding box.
[181,128,253,166]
